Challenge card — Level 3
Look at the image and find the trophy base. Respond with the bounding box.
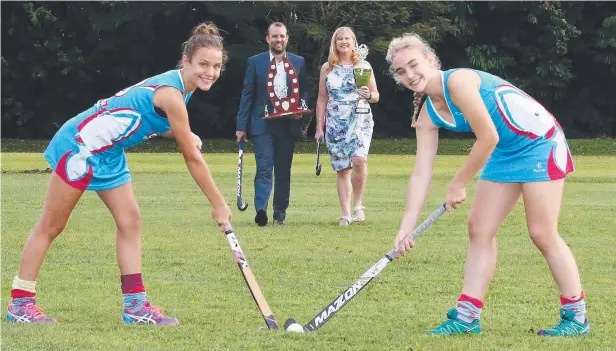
[263,109,312,121]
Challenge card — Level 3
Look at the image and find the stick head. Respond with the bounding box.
[315,139,322,176]
[237,201,248,211]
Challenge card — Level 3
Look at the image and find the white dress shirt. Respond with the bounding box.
[269,51,288,99]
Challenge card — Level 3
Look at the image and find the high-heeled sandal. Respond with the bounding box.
[339,216,352,227]
[352,206,365,223]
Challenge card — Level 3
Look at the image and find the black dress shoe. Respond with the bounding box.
[255,209,268,227]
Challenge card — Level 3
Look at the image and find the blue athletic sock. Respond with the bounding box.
[12,297,35,307]
[123,292,146,310]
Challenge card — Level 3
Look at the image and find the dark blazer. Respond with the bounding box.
[236,51,309,139]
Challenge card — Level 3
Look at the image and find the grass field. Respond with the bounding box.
[1,149,615,350]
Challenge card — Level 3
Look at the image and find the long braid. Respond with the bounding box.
[411,92,425,128]
[386,33,440,129]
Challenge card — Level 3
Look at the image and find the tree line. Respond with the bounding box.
[2,1,615,139]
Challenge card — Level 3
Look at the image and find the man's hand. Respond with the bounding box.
[236,131,247,142]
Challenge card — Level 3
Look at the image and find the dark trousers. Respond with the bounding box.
[252,131,296,221]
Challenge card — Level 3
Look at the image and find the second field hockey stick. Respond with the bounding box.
[293,204,447,332]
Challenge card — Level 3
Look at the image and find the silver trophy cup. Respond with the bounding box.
[354,44,372,93]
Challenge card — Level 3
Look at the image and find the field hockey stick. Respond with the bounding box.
[315,137,323,176]
[291,203,446,332]
[236,140,248,211]
[223,224,279,329]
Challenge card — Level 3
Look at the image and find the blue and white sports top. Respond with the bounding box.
[60,69,193,155]
[424,69,574,182]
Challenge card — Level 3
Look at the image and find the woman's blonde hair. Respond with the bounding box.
[386,33,441,127]
[327,27,360,71]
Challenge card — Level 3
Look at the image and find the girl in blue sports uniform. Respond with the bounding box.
[7,23,232,326]
[387,33,588,336]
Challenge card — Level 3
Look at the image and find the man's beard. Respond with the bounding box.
[270,44,285,55]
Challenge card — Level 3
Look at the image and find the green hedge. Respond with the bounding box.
[2,138,614,155]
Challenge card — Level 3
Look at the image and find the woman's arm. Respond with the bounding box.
[366,63,379,103]
[315,63,329,136]
[399,107,439,233]
[447,70,499,189]
[153,86,230,224]
[160,129,202,150]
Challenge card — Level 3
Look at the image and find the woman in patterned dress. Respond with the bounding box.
[314,27,380,226]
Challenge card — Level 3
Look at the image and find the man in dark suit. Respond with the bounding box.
[236,22,310,226]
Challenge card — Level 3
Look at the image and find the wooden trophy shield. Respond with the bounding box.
[263,56,312,120]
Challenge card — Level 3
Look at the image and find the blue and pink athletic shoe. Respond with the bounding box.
[6,298,56,324]
[122,301,179,326]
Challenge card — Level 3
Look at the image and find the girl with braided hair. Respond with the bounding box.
[387,33,588,336]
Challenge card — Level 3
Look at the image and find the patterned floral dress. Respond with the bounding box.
[325,64,374,171]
